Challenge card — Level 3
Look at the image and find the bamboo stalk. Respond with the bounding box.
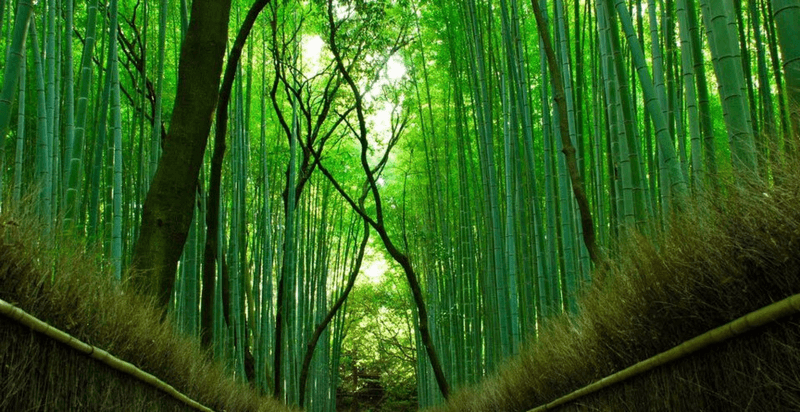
[0,298,214,412]
[528,292,800,411]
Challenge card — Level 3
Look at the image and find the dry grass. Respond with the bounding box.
[427,165,800,411]
[0,203,295,412]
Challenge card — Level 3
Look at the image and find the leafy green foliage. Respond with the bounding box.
[338,270,418,411]
[0,0,797,409]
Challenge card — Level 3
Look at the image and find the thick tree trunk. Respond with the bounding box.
[132,0,231,309]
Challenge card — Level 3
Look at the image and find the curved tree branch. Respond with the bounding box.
[323,0,451,398]
[201,0,271,350]
[531,0,603,266]
[298,220,369,408]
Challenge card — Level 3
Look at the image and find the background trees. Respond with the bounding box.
[1,0,798,408]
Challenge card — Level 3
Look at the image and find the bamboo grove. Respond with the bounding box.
[0,0,798,409]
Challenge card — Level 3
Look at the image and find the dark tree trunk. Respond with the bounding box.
[132,0,232,309]
[318,1,451,398]
[531,0,603,267]
[201,0,271,350]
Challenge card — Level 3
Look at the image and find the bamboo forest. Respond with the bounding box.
[0,0,799,410]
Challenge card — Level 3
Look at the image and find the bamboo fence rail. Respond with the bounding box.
[0,298,214,412]
[528,292,800,411]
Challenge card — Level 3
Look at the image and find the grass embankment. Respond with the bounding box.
[0,205,295,411]
[429,168,800,411]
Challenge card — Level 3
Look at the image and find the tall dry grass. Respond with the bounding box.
[0,201,295,412]
[428,164,800,411]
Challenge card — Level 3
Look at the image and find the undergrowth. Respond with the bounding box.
[0,202,295,412]
[427,164,800,411]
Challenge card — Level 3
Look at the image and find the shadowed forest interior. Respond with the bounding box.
[0,0,799,410]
